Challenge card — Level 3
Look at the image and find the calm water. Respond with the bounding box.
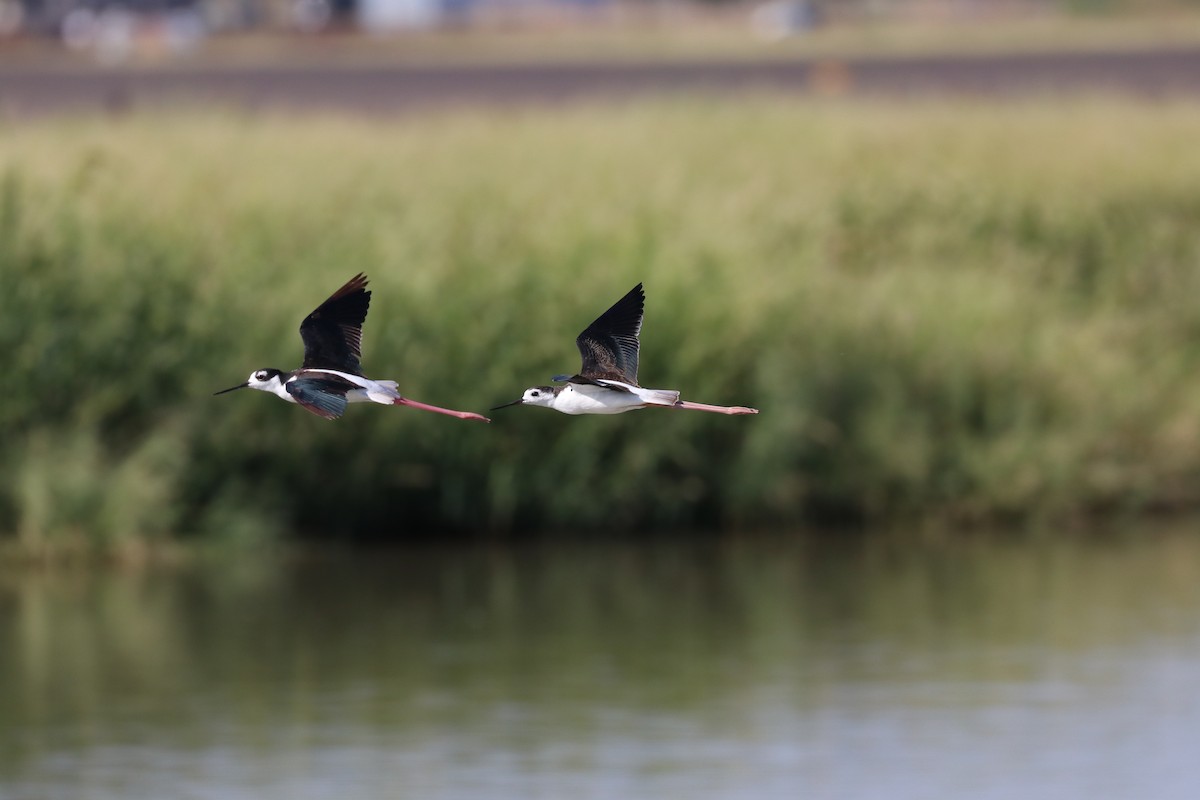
[3,528,1200,800]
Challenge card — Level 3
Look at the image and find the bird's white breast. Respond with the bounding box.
[552,383,646,415]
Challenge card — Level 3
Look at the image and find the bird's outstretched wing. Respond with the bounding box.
[285,377,351,420]
[299,273,371,375]
[575,283,644,385]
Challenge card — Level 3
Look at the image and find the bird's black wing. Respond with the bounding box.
[553,373,635,394]
[285,377,351,420]
[575,283,644,385]
[299,273,371,375]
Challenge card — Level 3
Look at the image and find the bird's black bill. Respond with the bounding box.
[213,383,249,396]
[489,399,525,411]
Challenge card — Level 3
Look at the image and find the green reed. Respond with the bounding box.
[3,98,1200,551]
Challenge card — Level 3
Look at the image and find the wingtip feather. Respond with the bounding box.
[329,273,369,300]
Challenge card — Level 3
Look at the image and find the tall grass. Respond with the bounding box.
[3,98,1200,550]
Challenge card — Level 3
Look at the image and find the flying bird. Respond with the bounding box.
[215,273,489,422]
[492,283,758,416]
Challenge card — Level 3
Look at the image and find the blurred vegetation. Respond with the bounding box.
[3,98,1200,552]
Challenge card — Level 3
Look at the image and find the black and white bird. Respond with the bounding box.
[215,273,489,422]
[492,283,758,416]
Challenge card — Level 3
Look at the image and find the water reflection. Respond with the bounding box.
[3,528,1200,799]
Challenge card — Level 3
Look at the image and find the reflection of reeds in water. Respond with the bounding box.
[4,531,1200,755]
[3,100,1200,551]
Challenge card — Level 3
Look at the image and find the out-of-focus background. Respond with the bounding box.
[4,2,1200,798]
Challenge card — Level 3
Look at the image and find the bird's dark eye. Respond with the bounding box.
[531,390,540,397]
[256,371,268,381]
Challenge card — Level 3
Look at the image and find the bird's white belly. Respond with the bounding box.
[554,384,645,415]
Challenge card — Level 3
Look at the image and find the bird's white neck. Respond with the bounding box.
[249,375,294,403]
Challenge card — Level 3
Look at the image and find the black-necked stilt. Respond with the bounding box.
[215,274,490,422]
[492,283,759,416]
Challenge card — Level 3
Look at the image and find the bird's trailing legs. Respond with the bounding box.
[394,396,490,422]
[671,400,759,416]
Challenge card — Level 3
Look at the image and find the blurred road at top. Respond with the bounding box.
[1,0,1200,115]
[3,47,1200,116]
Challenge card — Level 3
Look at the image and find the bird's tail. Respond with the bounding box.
[366,380,402,405]
[634,387,682,407]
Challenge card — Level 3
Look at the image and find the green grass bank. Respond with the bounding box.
[4,97,1200,552]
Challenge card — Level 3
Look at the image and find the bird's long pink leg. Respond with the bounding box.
[395,397,491,422]
[671,400,759,415]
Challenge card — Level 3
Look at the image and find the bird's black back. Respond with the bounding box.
[299,273,371,375]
